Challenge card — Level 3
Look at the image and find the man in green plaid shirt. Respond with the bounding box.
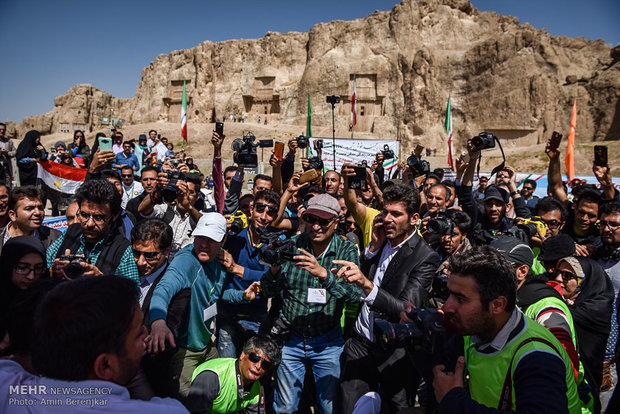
[47,179,139,285]
[261,193,362,413]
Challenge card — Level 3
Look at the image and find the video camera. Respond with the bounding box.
[256,227,297,266]
[427,211,455,236]
[381,144,395,160]
[406,155,430,178]
[232,132,274,169]
[161,171,188,203]
[471,131,497,152]
[58,252,90,280]
[517,217,547,239]
[374,308,446,359]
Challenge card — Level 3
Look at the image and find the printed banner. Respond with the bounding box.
[308,138,399,174]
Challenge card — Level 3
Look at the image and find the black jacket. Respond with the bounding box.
[361,232,440,321]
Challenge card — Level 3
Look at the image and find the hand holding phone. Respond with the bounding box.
[594,145,608,166]
[215,122,224,136]
[98,137,113,152]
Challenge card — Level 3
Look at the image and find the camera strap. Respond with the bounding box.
[476,136,506,180]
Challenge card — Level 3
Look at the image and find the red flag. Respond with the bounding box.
[564,100,577,181]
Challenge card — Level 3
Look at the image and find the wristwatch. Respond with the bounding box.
[510,191,519,197]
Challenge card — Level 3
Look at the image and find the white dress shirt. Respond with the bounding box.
[354,231,416,341]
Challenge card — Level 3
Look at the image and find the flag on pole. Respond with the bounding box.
[444,97,454,169]
[564,99,577,181]
[181,80,187,142]
[351,75,357,128]
[306,93,312,158]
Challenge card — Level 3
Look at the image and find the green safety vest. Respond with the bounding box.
[191,358,261,414]
[463,315,581,414]
[524,296,593,414]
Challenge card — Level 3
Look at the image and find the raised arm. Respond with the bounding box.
[545,132,568,204]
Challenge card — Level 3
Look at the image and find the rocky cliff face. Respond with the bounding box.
[7,0,619,154]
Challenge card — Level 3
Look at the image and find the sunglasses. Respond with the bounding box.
[541,219,562,229]
[132,249,160,260]
[248,351,272,371]
[255,202,278,216]
[121,174,133,178]
[304,214,333,227]
[555,269,578,282]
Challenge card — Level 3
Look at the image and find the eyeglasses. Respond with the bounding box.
[600,220,620,231]
[304,214,333,227]
[121,174,133,178]
[555,269,578,282]
[541,218,562,229]
[522,186,534,191]
[248,351,273,371]
[255,202,278,216]
[78,210,112,225]
[132,249,161,260]
[14,263,46,276]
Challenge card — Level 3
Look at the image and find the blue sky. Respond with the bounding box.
[1,0,618,123]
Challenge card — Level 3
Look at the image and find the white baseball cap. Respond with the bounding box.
[191,212,227,242]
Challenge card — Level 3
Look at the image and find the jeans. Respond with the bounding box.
[216,311,270,359]
[274,326,344,414]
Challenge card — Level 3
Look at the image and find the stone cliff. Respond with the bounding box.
[7,0,620,154]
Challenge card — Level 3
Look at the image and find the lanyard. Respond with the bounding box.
[235,360,264,413]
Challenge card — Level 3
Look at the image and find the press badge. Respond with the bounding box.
[307,288,327,304]
[203,303,218,322]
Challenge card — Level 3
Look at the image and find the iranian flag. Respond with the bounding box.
[445,97,454,169]
[351,74,357,127]
[306,93,313,158]
[181,80,188,142]
[37,160,87,195]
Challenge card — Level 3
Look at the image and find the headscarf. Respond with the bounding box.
[16,130,43,185]
[0,236,48,347]
[561,255,614,398]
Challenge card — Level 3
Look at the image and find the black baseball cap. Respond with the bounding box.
[537,233,576,262]
[484,185,509,204]
[490,236,534,267]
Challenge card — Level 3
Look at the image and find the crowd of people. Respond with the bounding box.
[0,123,618,414]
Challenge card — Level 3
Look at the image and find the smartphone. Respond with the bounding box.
[549,131,562,151]
[216,122,224,136]
[348,166,368,191]
[98,137,113,152]
[299,169,319,184]
[274,142,285,161]
[594,145,608,166]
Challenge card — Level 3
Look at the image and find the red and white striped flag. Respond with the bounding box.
[445,97,454,168]
[181,80,187,142]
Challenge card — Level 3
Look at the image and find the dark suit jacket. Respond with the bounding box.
[361,232,440,322]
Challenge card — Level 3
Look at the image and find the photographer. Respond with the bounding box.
[215,190,281,358]
[0,123,16,186]
[336,184,440,413]
[460,140,531,246]
[430,246,581,414]
[260,193,363,413]
[46,179,139,285]
[435,209,472,262]
[138,161,203,258]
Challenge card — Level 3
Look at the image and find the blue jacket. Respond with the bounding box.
[149,244,247,351]
[220,227,269,316]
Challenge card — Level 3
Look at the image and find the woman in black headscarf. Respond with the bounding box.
[16,130,47,186]
[0,236,48,355]
[554,255,614,413]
